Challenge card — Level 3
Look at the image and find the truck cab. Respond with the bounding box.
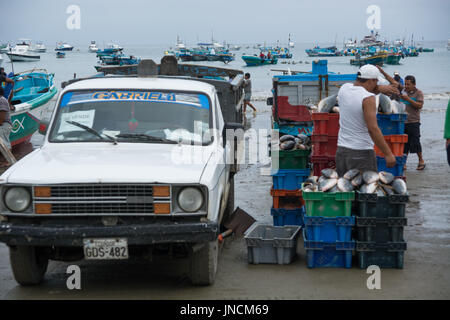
[0,58,245,286]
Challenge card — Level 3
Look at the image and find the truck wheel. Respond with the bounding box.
[222,176,235,225]
[189,240,219,286]
[9,246,49,286]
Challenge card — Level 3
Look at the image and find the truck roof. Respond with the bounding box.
[62,76,217,96]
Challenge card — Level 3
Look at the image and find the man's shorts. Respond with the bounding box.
[335,146,377,177]
[0,123,12,150]
[404,122,422,154]
[244,92,251,102]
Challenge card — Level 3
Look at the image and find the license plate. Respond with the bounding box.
[83,238,129,260]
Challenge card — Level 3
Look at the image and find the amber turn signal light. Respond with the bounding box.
[153,186,170,197]
[154,203,170,214]
[34,186,51,197]
[35,203,52,214]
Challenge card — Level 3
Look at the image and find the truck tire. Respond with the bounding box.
[189,240,219,286]
[9,246,49,286]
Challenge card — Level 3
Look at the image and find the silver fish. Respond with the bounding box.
[329,185,339,193]
[360,182,378,194]
[380,183,395,196]
[280,140,295,150]
[363,171,380,184]
[344,169,360,180]
[318,94,338,113]
[351,174,363,187]
[337,178,354,192]
[379,171,395,184]
[319,178,338,192]
[294,138,301,144]
[296,144,307,150]
[305,176,319,184]
[392,178,407,195]
[332,106,340,113]
[280,135,296,142]
[321,168,338,179]
[297,134,308,141]
[318,175,326,185]
[376,186,386,196]
[378,94,392,114]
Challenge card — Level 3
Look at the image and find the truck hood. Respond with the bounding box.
[3,143,214,184]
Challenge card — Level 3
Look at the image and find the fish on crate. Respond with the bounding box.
[278,133,312,151]
[317,94,340,113]
[377,93,407,115]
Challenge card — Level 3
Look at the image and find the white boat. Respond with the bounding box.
[0,43,11,53]
[344,39,357,48]
[55,42,74,51]
[88,41,99,52]
[105,43,123,51]
[288,33,294,48]
[30,41,46,53]
[176,35,186,49]
[394,39,404,47]
[6,40,40,62]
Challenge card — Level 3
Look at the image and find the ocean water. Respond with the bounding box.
[2,40,449,111]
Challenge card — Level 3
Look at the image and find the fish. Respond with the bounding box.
[303,182,318,192]
[343,169,360,180]
[376,186,386,196]
[305,176,319,184]
[393,100,406,114]
[378,94,392,114]
[380,183,395,196]
[329,185,339,193]
[337,178,354,192]
[351,174,363,187]
[280,140,295,150]
[318,175,326,185]
[321,168,338,179]
[297,134,308,141]
[294,138,301,144]
[392,178,407,195]
[360,182,378,194]
[379,171,395,184]
[280,135,296,142]
[332,107,340,113]
[318,94,338,113]
[296,144,307,150]
[363,171,380,184]
[319,178,338,192]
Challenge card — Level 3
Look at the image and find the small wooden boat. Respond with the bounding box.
[56,52,66,58]
[2,69,57,146]
[242,55,278,66]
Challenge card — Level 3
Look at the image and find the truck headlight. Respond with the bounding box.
[177,187,203,212]
[4,187,31,212]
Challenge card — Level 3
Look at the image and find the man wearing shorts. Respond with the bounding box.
[401,75,425,170]
[243,73,257,114]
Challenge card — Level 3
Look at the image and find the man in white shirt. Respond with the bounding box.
[336,64,397,176]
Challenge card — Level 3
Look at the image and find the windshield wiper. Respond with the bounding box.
[115,133,177,144]
[65,120,117,144]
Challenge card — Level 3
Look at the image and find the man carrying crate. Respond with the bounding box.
[335,65,398,176]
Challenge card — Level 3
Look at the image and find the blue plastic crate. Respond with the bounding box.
[271,169,310,190]
[303,230,355,268]
[273,121,314,136]
[271,207,305,227]
[377,113,408,135]
[376,155,407,176]
[304,215,355,242]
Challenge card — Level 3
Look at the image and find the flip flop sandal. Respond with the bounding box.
[417,163,426,170]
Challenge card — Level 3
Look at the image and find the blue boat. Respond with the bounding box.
[55,42,73,51]
[306,46,341,57]
[56,52,65,58]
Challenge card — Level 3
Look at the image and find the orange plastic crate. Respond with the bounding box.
[270,187,305,209]
[374,134,408,157]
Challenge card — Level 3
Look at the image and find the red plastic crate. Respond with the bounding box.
[311,155,336,177]
[374,134,408,157]
[274,96,312,122]
[270,188,305,209]
[311,134,338,157]
[311,112,340,136]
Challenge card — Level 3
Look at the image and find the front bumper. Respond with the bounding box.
[0,221,219,246]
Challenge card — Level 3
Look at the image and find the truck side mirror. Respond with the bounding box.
[38,120,49,135]
[266,97,273,105]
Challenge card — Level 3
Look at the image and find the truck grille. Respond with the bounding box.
[50,185,153,198]
[51,203,154,214]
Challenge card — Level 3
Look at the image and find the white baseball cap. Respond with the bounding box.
[393,71,400,75]
[357,64,382,80]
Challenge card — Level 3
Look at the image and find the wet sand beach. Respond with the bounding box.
[0,99,449,299]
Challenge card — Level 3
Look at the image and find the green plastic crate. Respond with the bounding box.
[272,149,311,169]
[302,185,355,217]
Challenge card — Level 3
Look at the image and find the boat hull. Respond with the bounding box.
[242,55,278,66]
[6,53,40,62]
[384,54,402,65]
[350,55,385,66]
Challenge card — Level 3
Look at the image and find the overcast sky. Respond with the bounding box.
[1,0,448,46]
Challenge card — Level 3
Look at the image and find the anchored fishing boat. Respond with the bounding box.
[350,53,385,66]
[88,41,99,53]
[55,42,74,51]
[30,41,46,53]
[242,55,278,66]
[383,53,402,65]
[56,52,66,58]
[1,69,57,146]
[5,40,40,62]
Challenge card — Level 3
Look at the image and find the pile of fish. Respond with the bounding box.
[302,168,408,195]
[279,133,312,151]
[314,93,406,115]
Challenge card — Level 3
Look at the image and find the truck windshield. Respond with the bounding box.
[49,90,212,145]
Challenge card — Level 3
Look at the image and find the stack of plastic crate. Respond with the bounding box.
[302,188,356,268]
[310,113,339,176]
[375,113,409,179]
[354,191,409,269]
[271,144,310,227]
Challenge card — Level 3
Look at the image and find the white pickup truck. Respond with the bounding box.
[0,58,245,286]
